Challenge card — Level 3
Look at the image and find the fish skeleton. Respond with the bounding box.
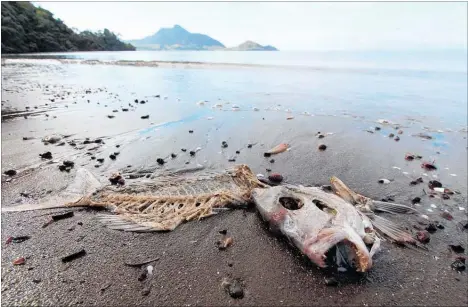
[2,165,268,232]
[3,164,417,271]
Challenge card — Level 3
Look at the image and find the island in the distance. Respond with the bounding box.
[128,25,278,51]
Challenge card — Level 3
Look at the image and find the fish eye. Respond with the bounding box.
[279,197,303,210]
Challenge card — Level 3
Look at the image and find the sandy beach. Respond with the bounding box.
[1,59,467,306]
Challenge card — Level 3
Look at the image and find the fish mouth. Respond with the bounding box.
[324,239,371,273]
[304,229,372,273]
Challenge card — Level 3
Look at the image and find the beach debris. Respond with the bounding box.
[109,154,116,160]
[378,179,391,184]
[375,127,381,131]
[109,172,125,185]
[42,135,62,144]
[394,136,400,141]
[228,158,236,162]
[405,153,422,161]
[189,130,194,133]
[39,151,53,159]
[451,257,466,272]
[48,211,74,223]
[219,229,228,235]
[221,141,228,148]
[449,245,465,254]
[170,153,177,158]
[269,159,275,163]
[365,130,374,134]
[97,158,105,163]
[189,150,196,156]
[157,158,165,165]
[13,257,26,265]
[4,170,17,176]
[112,109,118,113]
[235,150,240,154]
[421,161,437,170]
[61,249,87,263]
[122,108,129,112]
[413,133,432,140]
[389,133,395,138]
[6,236,31,244]
[141,115,149,119]
[398,130,403,134]
[59,160,75,172]
[428,180,442,189]
[317,134,325,139]
[253,107,260,111]
[217,237,233,250]
[286,116,294,120]
[107,115,115,119]
[410,177,424,185]
[264,143,289,157]
[268,173,283,183]
[377,119,395,125]
[124,257,160,267]
[325,277,339,287]
[441,211,453,221]
[416,231,430,243]
[318,144,327,151]
[181,148,187,152]
[197,100,205,106]
[222,278,244,299]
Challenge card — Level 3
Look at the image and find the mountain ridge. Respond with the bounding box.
[128,25,278,51]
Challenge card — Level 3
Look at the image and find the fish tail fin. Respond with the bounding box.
[2,168,100,213]
[372,201,418,214]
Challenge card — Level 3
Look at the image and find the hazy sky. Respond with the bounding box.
[34,2,467,51]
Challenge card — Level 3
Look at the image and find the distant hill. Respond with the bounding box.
[128,25,225,51]
[1,2,135,53]
[226,41,278,51]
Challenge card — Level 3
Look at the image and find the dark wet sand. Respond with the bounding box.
[1,61,467,306]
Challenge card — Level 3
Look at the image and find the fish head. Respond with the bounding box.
[252,185,375,272]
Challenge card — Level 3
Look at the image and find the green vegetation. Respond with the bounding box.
[1,2,135,53]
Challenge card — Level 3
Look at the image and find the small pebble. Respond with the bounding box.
[318,144,327,151]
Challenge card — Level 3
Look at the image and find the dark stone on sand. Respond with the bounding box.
[375,127,381,131]
[32,279,42,284]
[116,145,120,148]
[171,153,177,158]
[318,144,327,151]
[112,110,118,113]
[109,154,116,160]
[411,197,421,204]
[69,142,76,147]
[58,165,66,172]
[425,223,437,233]
[449,245,465,253]
[269,159,275,163]
[22,137,31,141]
[189,130,194,133]
[442,194,450,200]
[94,139,102,144]
[227,280,244,299]
[181,149,187,152]
[451,259,466,272]
[416,230,430,243]
[122,108,128,112]
[221,141,228,148]
[39,152,52,159]
[114,152,120,156]
[429,180,442,189]
[140,100,145,104]
[264,152,271,157]
[134,99,138,103]
[266,168,271,172]
[97,158,104,163]
[83,140,91,144]
[107,115,115,119]
[228,158,236,162]
[61,249,86,263]
[247,144,253,148]
[235,151,240,154]
[141,115,149,119]
[394,136,400,141]
[4,170,17,176]
[63,161,74,167]
[389,133,395,138]
[219,229,227,235]
[268,173,283,183]
[325,277,338,286]
[157,158,165,165]
[318,134,325,139]
[189,151,196,156]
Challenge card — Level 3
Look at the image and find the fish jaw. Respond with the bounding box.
[303,226,373,272]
